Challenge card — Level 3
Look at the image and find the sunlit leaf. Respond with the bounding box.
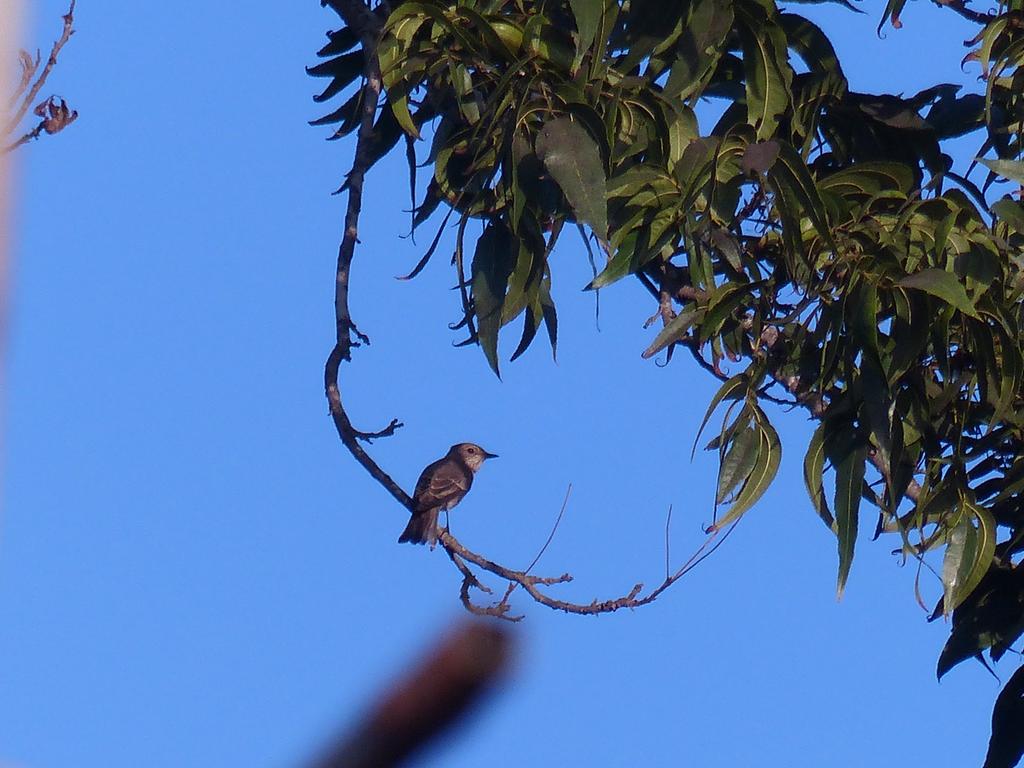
[736,6,792,140]
[717,423,760,504]
[942,501,997,616]
[693,374,751,460]
[978,157,1024,186]
[898,269,981,319]
[710,407,782,530]
[642,308,700,360]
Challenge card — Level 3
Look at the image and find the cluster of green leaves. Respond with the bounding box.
[312,1,1024,755]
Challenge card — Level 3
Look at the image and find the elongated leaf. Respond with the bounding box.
[942,513,973,617]
[779,13,846,80]
[783,0,862,11]
[768,140,833,247]
[471,222,517,376]
[992,199,1024,234]
[736,8,792,140]
[540,278,558,361]
[983,665,1024,768]
[536,117,608,239]
[942,501,997,615]
[569,0,602,73]
[717,424,760,504]
[711,409,782,530]
[828,426,866,598]
[693,374,750,459]
[804,422,834,530]
[642,308,699,360]
[663,0,734,100]
[898,269,980,319]
[978,157,1024,185]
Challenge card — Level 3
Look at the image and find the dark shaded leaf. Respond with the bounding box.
[993,198,1024,234]
[804,422,834,530]
[536,117,608,239]
[742,140,780,175]
[569,0,603,73]
[663,0,734,100]
[827,425,866,598]
[983,666,1024,768]
[471,222,517,376]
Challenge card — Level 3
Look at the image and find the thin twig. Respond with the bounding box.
[525,484,572,575]
[4,124,42,152]
[8,50,37,110]
[664,505,673,582]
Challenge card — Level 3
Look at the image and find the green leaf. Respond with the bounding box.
[717,424,760,504]
[898,269,980,319]
[663,0,734,101]
[536,117,608,239]
[568,0,602,73]
[942,501,997,616]
[767,141,833,247]
[540,277,558,361]
[779,13,847,80]
[736,7,793,140]
[642,308,700,360]
[471,222,517,376]
[818,162,914,196]
[828,426,867,598]
[804,422,834,530]
[711,408,782,530]
[992,198,1024,234]
[977,157,1024,186]
[693,374,750,459]
[889,288,929,381]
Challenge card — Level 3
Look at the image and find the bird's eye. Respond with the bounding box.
[467,447,476,453]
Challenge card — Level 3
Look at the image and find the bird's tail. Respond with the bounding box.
[398,508,439,546]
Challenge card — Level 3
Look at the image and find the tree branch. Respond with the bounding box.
[4,0,76,140]
[319,14,721,621]
[309,621,512,768]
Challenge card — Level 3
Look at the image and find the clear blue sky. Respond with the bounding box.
[2,2,1006,766]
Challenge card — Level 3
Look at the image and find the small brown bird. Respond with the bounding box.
[398,443,498,546]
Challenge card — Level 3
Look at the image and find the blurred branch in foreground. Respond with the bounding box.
[308,621,513,768]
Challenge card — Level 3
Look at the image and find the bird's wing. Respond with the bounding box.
[414,459,471,511]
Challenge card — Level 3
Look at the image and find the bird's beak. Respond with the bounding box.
[483,451,499,459]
